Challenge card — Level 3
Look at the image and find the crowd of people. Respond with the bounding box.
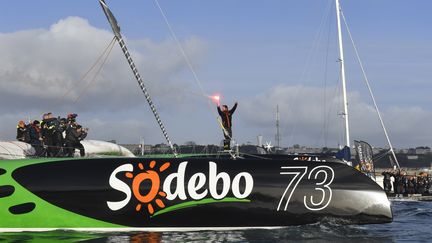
[16,113,88,157]
[382,170,431,195]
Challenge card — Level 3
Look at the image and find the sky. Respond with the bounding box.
[0,0,431,149]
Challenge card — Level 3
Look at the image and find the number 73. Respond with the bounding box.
[277,166,334,211]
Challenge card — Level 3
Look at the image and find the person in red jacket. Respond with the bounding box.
[217,102,237,151]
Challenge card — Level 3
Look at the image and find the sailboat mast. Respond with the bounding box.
[335,0,351,148]
[98,0,177,156]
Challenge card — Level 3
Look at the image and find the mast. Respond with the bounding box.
[98,0,177,156]
[335,0,350,148]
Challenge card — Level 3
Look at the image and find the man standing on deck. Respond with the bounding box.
[217,102,238,151]
[41,113,56,157]
[65,123,87,157]
[29,120,44,157]
[382,170,392,193]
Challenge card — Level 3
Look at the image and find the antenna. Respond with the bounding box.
[140,137,145,156]
[275,105,281,148]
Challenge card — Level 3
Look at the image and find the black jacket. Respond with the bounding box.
[217,103,237,128]
[41,118,59,138]
[16,126,30,143]
[65,126,87,144]
[29,125,42,145]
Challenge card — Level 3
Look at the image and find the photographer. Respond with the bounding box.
[65,121,88,157]
[41,113,60,157]
[67,113,78,125]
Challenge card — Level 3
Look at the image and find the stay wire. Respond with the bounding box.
[153,0,232,141]
[286,0,333,146]
[62,36,116,101]
[315,1,334,148]
[73,37,116,103]
[340,10,400,168]
[40,36,114,119]
[321,3,334,148]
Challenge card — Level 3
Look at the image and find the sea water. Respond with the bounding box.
[0,201,430,242]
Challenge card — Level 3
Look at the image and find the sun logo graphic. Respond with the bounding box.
[124,161,170,215]
[107,160,170,215]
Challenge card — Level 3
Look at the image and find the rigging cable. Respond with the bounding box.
[32,37,116,121]
[62,36,116,101]
[73,37,116,103]
[321,3,334,148]
[340,10,400,168]
[315,1,334,148]
[286,0,333,146]
[153,0,233,142]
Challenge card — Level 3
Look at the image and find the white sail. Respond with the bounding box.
[80,140,135,157]
[0,141,35,160]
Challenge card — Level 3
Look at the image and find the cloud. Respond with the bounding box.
[1,17,430,148]
[0,16,209,143]
[239,84,432,148]
[0,16,207,113]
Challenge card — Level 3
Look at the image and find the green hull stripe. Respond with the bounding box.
[152,197,250,218]
[0,158,122,228]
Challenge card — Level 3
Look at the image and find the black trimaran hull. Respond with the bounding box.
[0,156,392,231]
[0,0,392,231]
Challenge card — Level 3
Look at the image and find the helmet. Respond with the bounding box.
[67,113,78,119]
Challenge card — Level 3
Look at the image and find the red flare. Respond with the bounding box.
[210,94,221,105]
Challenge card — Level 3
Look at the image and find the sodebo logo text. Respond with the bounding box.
[107,161,254,216]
